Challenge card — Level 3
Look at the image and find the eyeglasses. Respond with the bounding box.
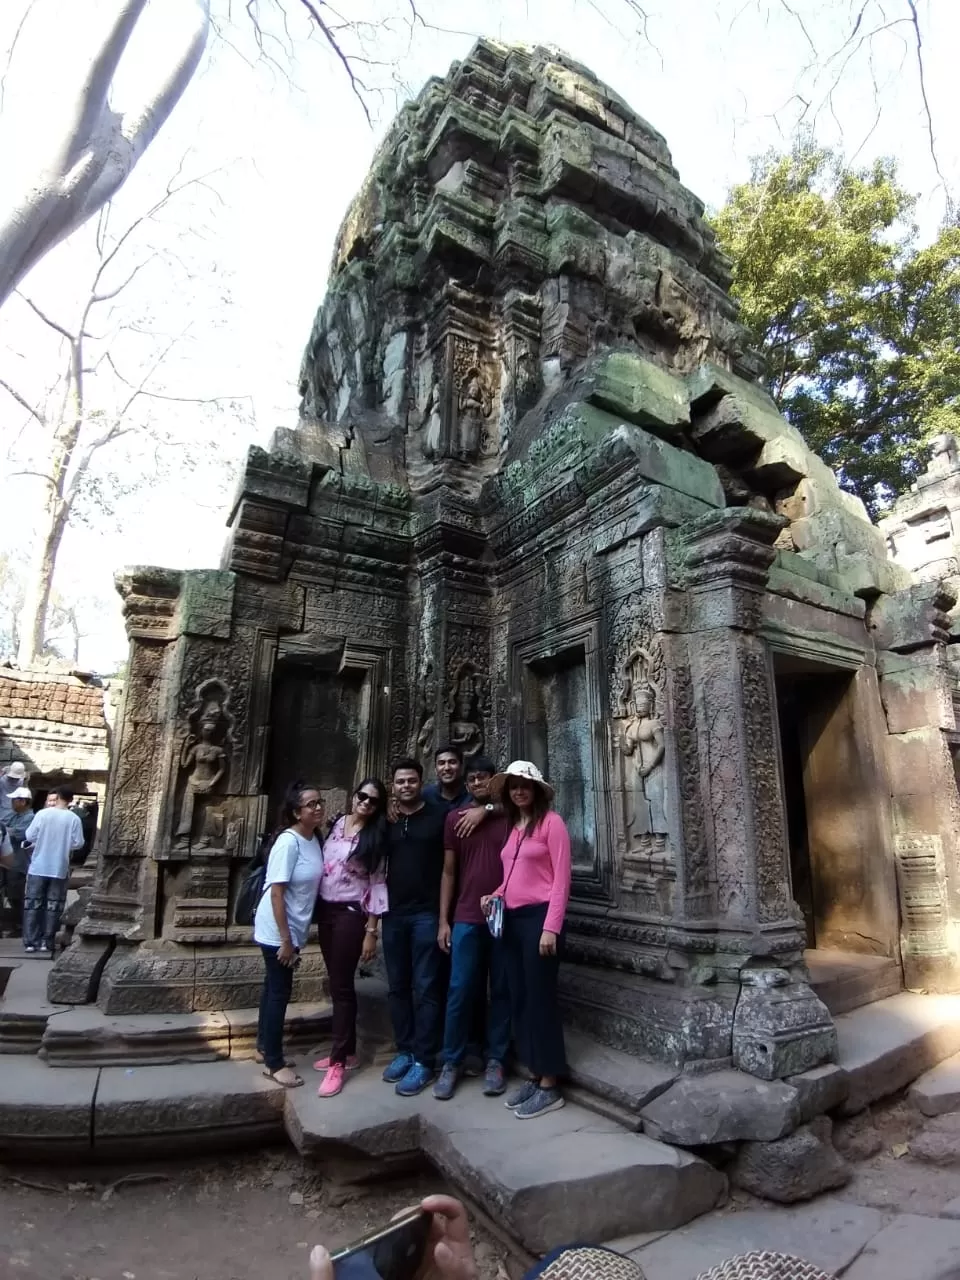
[299,798,324,810]
[355,790,379,805]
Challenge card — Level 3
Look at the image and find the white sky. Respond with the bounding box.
[1,0,957,670]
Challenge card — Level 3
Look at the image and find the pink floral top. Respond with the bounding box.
[319,816,388,915]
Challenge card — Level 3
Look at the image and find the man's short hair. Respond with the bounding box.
[55,785,74,804]
[467,755,497,777]
[391,756,423,780]
[434,743,464,764]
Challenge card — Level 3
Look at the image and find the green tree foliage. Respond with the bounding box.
[710,143,960,511]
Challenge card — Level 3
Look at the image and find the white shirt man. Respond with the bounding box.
[22,788,84,954]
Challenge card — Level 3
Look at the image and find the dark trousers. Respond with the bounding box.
[441,922,511,1067]
[381,910,443,1068]
[22,874,68,951]
[257,944,295,1072]
[503,902,567,1079]
[0,867,25,935]
[316,899,367,1065]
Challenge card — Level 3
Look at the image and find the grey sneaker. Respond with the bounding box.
[515,1086,565,1119]
[483,1060,506,1096]
[504,1080,537,1110]
[433,1063,460,1101]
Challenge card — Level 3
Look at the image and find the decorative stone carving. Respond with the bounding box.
[456,366,493,461]
[617,648,668,854]
[448,662,484,761]
[174,681,232,849]
[421,374,443,462]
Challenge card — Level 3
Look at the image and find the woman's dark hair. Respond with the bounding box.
[391,756,423,779]
[348,777,388,874]
[276,780,322,832]
[502,775,552,833]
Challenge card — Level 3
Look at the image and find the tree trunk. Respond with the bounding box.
[17,494,67,667]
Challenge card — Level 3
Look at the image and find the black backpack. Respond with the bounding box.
[234,830,275,926]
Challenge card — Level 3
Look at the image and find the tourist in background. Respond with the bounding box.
[483,761,571,1120]
[434,755,511,1100]
[1,787,33,938]
[0,761,29,825]
[253,781,325,1088]
[313,777,389,1099]
[22,785,84,954]
[381,756,447,1096]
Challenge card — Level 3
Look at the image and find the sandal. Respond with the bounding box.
[262,1068,304,1088]
[255,1051,294,1067]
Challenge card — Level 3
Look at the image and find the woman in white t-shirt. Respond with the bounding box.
[254,781,325,1086]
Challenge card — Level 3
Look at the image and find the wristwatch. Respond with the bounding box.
[484,803,495,812]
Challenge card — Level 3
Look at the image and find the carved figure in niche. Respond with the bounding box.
[415,710,436,766]
[621,682,667,844]
[176,686,232,845]
[422,374,443,460]
[448,664,484,760]
[457,366,492,461]
[928,433,960,477]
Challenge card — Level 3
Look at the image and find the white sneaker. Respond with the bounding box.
[23,946,36,953]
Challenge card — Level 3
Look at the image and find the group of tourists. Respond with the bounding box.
[0,761,85,951]
[253,745,572,1121]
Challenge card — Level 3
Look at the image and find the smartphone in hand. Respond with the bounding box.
[331,1207,431,1280]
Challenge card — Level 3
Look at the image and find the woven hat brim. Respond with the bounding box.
[489,771,555,802]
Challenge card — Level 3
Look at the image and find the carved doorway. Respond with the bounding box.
[264,660,369,823]
[773,655,901,1014]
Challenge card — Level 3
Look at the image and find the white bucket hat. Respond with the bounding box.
[489,759,554,802]
[4,762,27,780]
[9,787,32,801]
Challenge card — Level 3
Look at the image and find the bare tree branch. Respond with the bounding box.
[297,0,373,125]
[0,0,35,111]
[17,292,76,343]
[905,0,949,199]
[0,376,46,427]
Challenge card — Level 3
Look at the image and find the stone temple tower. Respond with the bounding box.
[49,40,960,1080]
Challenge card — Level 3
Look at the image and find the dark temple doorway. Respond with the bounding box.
[264,659,368,824]
[773,655,901,1014]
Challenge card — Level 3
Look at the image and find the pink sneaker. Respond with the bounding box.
[317,1063,346,1098]
[313,1054,359,1072]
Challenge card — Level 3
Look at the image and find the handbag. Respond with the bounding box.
[486,829,527,939]
[234,830,275,926]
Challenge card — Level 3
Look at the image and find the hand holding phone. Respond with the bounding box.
[314,1196,478,1280]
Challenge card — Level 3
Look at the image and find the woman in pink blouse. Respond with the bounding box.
[482,760,572,1120]
[313,777,388,1098]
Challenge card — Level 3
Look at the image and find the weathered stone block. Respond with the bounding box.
[787,1063,850,1122]
[909,1051,960,1117]
[586,351,690,436]
[730,1117,851,1202]
[732,974,837,1080]
[639,1070,800,1145]
[909,1112,960,1166]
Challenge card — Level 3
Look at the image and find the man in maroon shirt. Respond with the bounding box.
[434,756,510,1100]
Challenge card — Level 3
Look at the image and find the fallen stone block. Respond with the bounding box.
[640,1070,800,1145]
[730,1117,851,1203]
[910,1051,960,1117]
[788,1063,850,1123]
[909,1113,960,1167]
[586,350,690,437]
[0,1057,99,1156]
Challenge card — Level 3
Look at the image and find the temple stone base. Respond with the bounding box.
[559,962,837,1078]
[59,941,329,1016]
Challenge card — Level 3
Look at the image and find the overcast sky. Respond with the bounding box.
[1,0,956,670]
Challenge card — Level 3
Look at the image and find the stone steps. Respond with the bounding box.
[283,1067,726,1253]
[806,948,903,1016]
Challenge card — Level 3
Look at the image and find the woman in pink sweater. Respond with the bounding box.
[482,760,571,1120]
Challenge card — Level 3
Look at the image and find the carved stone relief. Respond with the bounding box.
[448,660,485,761]
[174,679,233,849]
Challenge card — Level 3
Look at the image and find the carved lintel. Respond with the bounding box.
[684,507,783,593]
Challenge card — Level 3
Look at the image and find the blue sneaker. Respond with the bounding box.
[382,1052,414,1084]
[395,1061,435,1096]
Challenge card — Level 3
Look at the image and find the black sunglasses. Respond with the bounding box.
[355,789,380,805]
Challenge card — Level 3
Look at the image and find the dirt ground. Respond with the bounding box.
[0,1147,506,1280]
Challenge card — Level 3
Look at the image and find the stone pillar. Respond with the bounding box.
[677,508,837,1078]
[873,583,960,991]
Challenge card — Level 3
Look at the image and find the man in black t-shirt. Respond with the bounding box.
[381,757,447,1096]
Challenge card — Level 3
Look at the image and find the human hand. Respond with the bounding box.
[361,931,378,964]
[479,895,494,917]
[539,930,557,956]
[278,939,297,966]
[386,796,399,823]
[438,921,451,953]
[454,806,485,838]
[307,1196,478,1280]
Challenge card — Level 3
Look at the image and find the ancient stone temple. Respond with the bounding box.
[49,40,960,1078]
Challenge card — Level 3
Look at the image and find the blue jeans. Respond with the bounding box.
[22,874,67,950]
[441,922,511,1068]
[257,944,295,1072]
[381,910,443,1068]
